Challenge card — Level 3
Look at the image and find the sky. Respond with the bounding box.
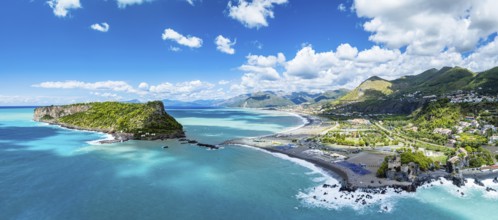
[1,0,498,105]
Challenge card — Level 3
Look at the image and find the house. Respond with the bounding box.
[446,148,469,174]
[465,116,475,121]
[434,128,452,136]
[386,156,420,182]
[423,95,437,99]
[459,121,471,128]
[482,125,496,133]
[471,120,480,128]
[490,136,498,143]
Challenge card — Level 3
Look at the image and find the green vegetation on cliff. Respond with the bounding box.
[37,101,183,139]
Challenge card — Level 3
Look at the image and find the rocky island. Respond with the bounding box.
[34,101,185,142]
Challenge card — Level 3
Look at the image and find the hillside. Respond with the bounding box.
[34,101,184,140]
[339,76,393,102]
[220,90,348,108]
[329,66,498,114]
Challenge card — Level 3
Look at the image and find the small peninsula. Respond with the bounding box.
[33,101,185,141]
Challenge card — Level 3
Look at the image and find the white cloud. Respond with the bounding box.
[356,46,400,63]
[186,0,196,6]
[353,0,498,55]
[149,80,214,94]
[463,36,498,71]
[47,0,81,17]
[116,0,152,8]
[215,35,236,55]
[252,40,263,49]
[238,53,285,82]
[218,80,230,85]
[227,0,288,29]
[91,92,123,100]
[335,43,358,60]
[90,23,110,32]
[138,82,149,90]
[33,80,144,94]
[169,46,181,52]
[337,3,346,12]
[162,28,203,48]
[284,46,336,79]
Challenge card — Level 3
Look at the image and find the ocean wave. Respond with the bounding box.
[35,121,114,145]
[86,133,115,145]
[234,144,411,212]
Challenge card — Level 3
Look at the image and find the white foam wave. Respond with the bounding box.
[233,144,413,212]
[296,179,413,213]
[35,121,114,145]
[86,133,115,145]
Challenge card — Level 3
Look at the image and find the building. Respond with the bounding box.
[490,136,498,143]
[386,156,420,182]
[446,148,469,174]
[434,128,452,136]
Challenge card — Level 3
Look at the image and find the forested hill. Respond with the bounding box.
[33,101,184,140]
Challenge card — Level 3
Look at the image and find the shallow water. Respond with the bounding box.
[0,107,496,220]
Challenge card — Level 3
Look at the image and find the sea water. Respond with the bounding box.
[0,107,496,220]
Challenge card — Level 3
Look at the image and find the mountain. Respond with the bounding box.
[218,90,349,108]
[162,99,222,107]
[220,91,294,108]
[339,76,393,102]
[123,99,141,103]
[329,66,498,114]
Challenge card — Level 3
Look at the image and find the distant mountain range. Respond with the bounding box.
[328,66,498,114]
[217,90,349,108]
[123,66,497,112]
[124,90,349,109]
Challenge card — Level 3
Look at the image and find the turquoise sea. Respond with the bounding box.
[0,107,497,220]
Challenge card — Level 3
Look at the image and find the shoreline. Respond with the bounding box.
[224,111,498,192]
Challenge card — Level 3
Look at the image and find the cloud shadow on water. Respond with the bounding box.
[0,126,60,142]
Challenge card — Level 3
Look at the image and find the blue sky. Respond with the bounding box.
[1,0,498,105]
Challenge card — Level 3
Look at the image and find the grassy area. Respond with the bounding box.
[56,101,183,136]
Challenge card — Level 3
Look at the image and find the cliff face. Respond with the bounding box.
[33,101,185,140]
[34,105,91,122]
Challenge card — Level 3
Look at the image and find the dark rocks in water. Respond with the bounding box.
[162,146,169,149]
[451,176,465,187]
[486,187,496,192]
[187,140,198,144]
[474,179,485,187]
[179,138,187,142]
[461,192,465,196]
[493,177,498,184]
[197,143,219,149]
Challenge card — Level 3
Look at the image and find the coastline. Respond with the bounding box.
[224,111,498,192]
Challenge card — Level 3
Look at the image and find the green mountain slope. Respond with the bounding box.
[329,66,498,114]
[339,76,393,102]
